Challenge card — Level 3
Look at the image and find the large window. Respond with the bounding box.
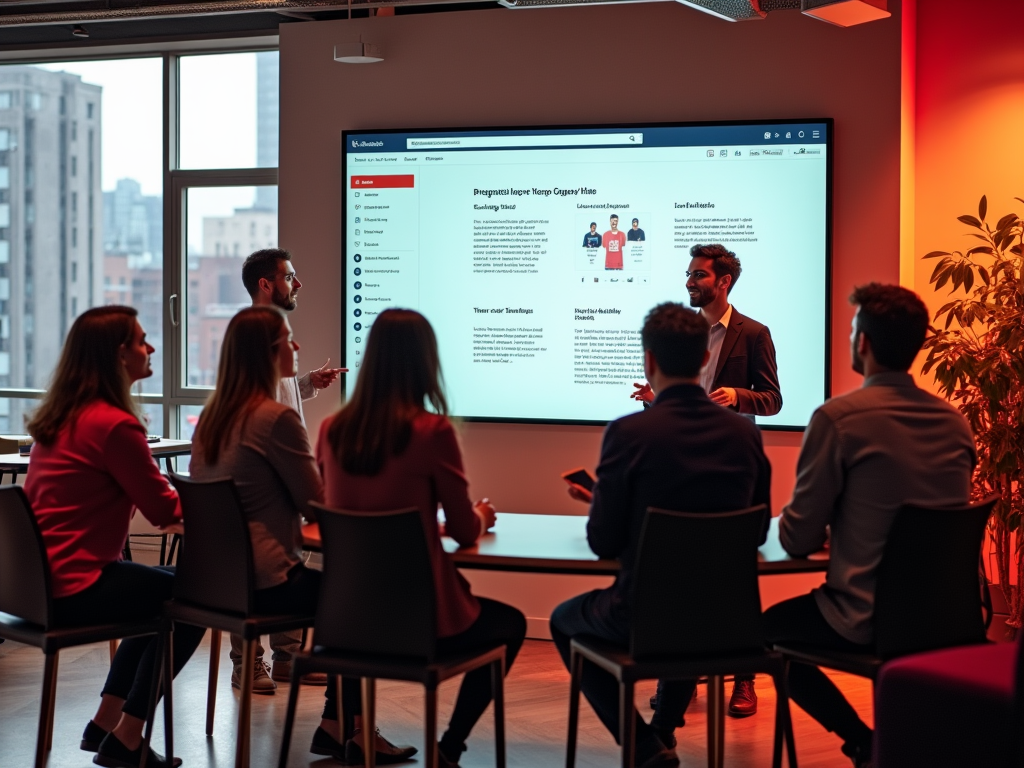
[0,48,278,436]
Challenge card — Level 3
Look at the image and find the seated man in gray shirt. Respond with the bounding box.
[766,284,976,768]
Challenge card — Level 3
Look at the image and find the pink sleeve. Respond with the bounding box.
[104,419,181,528]
[431,420,481,547]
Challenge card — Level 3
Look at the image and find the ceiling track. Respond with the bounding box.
[0,0,484,27]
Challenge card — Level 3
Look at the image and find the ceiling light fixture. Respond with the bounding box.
[334,40,384,64]
[71,24,89,38]
[801,0,890,26]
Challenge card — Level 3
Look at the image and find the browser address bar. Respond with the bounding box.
[406,133,643,150]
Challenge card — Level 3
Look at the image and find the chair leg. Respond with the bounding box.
[236,638,256,768]
[492,656,507,768]
[44,651,60,752]
[770,672,785,768]
[619,680,635,768]
[140,629,167,768]
[783,664,798,768]
[425,686,438,768]
[566,650,583,768]
[35,652,58,767]
[706,674,725,768]
[277,663,302,768]
[163,625,175,766]
[109,639,119,663]
[362,677,377,768]
[207,629,221,736]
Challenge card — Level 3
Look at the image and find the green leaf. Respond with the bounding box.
[979,195,987,222]
[967,246,994,256]
[923,250,951,259]
[964,266,974,293]
[959,215,983,229]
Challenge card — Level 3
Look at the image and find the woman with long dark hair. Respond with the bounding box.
[317,308,527,767]
[25,306,204,768]
[191,306,416,765]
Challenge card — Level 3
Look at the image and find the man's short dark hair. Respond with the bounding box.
[690,243,741,293]
[610,214,618,220]
[632,218,639,225]
[641,302,710,378]
[241,248,292,297]
[850,283,930,371]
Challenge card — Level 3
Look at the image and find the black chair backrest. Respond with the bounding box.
[631,505,768,661]
[169,474,255,616]
[0,486,53,629]
[1014,631,1024,768]
[874,495,997,659]
[313,503,437,660]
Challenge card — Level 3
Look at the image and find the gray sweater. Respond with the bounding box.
[780,372,976,644]
[190,398,324,590]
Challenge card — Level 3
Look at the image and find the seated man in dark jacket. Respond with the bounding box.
[551,302,772,768]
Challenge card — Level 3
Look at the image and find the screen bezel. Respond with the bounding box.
[340,117,834,431]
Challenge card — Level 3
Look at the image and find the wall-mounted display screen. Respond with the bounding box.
[342,120,831,428]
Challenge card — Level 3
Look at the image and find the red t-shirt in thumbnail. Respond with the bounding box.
[603,230,626,269]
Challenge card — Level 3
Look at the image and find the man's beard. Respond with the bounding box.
[272,287,297,311]
[688,284,716,308]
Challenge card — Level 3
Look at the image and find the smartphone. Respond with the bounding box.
[561,467,596,492]
[146,435,162,443]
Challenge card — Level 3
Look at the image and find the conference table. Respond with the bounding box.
[301,512,828,576]
[0,438,193,484]
[303,512,826,768]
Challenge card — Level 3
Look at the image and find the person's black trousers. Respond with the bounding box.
[52,561,205,720]
[762,593,874,752]
[550,589,687,755]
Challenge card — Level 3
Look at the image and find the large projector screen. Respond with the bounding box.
[342,120,831,429]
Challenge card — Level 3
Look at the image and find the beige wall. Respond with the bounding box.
[278,3,903,517]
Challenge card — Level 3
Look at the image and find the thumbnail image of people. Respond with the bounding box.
[627,217,646,242]
[603,214,626,270]
[583,223,602,248]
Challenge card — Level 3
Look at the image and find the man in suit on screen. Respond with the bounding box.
[632,243,781,717]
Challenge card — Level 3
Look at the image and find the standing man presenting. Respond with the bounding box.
[230,248,345,694]
[632,243,781,717]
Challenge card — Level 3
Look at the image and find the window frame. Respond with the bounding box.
[0,41,279,438]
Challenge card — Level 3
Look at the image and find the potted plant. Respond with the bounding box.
[922,195,1023,638]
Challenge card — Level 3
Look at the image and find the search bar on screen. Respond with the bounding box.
[406,133,644,150]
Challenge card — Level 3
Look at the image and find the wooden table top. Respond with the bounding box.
[302,513,828,576]
[0,438,192,471]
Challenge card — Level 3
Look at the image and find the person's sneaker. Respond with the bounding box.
[271,660,328,685]
[231,657,277,695]
[92,732,182,768]
[344,727,418,765]
[81,720,109,752]
[728,678,757,717]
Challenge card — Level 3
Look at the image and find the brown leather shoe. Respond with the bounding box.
[728,679,757,717]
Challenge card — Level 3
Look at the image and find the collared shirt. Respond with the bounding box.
[699,304,733,393]
[276,371,316,426]
[779,371,976,644]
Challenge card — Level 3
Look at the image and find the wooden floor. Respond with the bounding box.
[0,633,871,767]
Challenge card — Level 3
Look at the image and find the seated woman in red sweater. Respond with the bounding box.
[316,308,527,768]
[24,306,204,768]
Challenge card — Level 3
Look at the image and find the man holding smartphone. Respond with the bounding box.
[554,302,772,767]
